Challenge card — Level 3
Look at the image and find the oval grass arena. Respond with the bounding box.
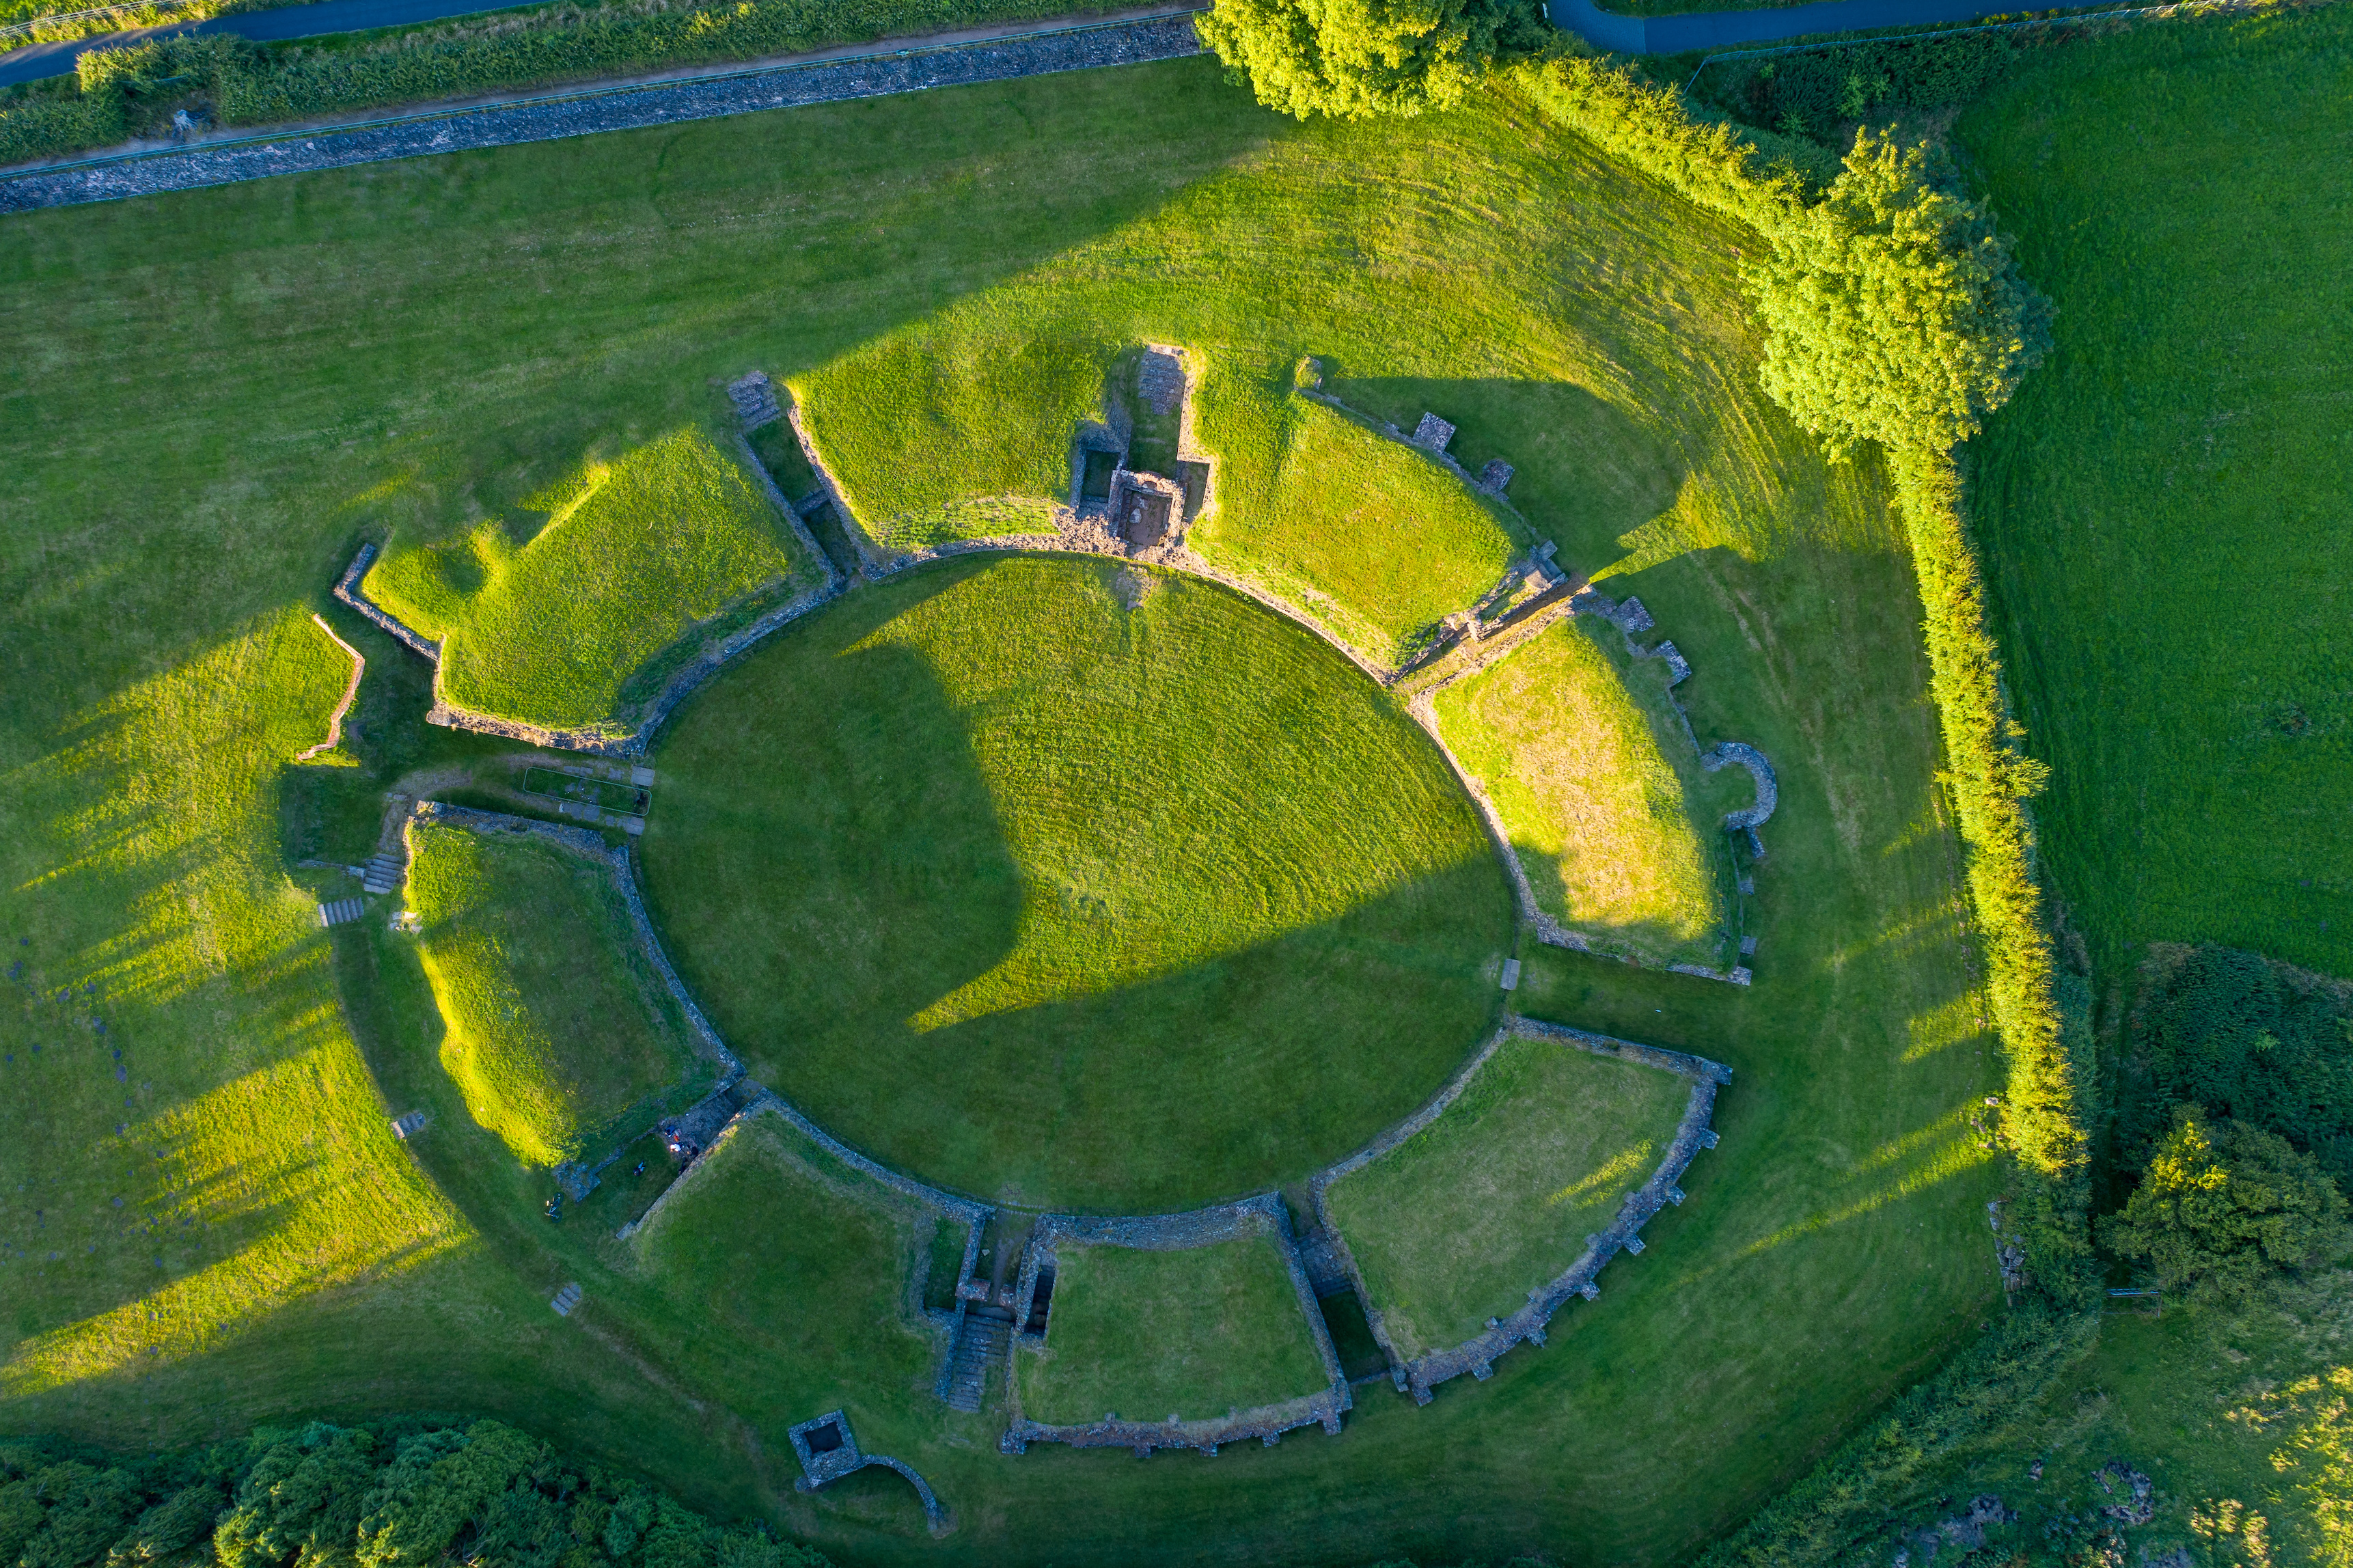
[642,555,1514,1213]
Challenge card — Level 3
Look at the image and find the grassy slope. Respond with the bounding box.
[630,1112,939,1445]
[365,424,815,733]
[642,555,1509,1213]
[1200,393,1526,668]
[1324,1036,1694,1362]
[1017,1237,1328,1427]
[800,315,1526,673]
[1957,6,2353,979]
[1435,615,1741,969]
[407,821,702,1169]
[0,64,1996,1567]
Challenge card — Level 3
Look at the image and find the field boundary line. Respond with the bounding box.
[0,10,1206,210]
[294,611,366,761]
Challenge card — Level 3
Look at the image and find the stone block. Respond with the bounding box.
[1411,413,1455,452]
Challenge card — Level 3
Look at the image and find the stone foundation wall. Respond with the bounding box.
[333,542,439,659]
[1309,1014,1731,1405]
[1000,1193,1352,1458]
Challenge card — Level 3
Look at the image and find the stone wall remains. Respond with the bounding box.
[1309,1014,1731,1405]
[333,542,439,659]
[999,1192,1352,1458]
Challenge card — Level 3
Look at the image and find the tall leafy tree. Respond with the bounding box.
[1196,0,1548,120]
[2103,1110,2348,1304]
[1746,128,2052,458]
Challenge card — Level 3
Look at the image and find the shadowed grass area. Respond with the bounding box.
[1,58,2004,1568]
[1324,1034,1694,1361]
[407,821,706,1169]
[629,1110,939,1439]
[1435,616,1742,969]
[642,554,1512,1212]
[1017,1235,1328,1427]
[1956,6,2353,979]
[365,424,818,734]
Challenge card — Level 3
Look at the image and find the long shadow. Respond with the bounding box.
[1322,371,1686,574]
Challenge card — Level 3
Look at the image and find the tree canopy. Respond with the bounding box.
[1196,0,1549,121]
[1746,129,2052,459]
[2102,1110,2347,1304]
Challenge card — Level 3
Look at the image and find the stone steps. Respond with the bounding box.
[317,896,367,928]
[361,853,403,896]
[727,372,782,430]
[944,1312,1010,1412]
[550,1281,583,1317]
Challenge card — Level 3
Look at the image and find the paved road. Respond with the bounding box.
[0,0,2055,86]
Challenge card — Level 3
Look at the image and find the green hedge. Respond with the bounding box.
[0,0,1099,166]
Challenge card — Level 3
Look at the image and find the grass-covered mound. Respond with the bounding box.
[799,331,1526,665]
[363,424,819,735]
[1323,1033,1693,1361]
[642,555,1511,1211]
[1203,391,1526,668]
[1017,1235,1329,1426]
[1958,7,2353,978]
[1433,616,1740,969]
[409,821,704,1168]
[629,1110,939,1438]
[5,61,2008,1567]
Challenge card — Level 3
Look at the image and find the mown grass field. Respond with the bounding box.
[1957,5,2353,980]
[641,555,1510,1213]
[365,424,817,734]
[407,821,702,1169]
[1435,615,1742,969]
[1016,1235,1328,1427]
[1325,1036,1694,1362]
[1,57,2000,1567]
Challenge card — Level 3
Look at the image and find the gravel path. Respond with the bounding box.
[0,10,1202,212]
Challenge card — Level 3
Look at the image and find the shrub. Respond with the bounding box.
[2119,945,2353,1188]
[2101,1110,2348,1304]
[1690,30,2037,145]
[1198,0,1550,120]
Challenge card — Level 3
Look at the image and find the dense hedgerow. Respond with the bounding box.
[0,0,1091,165]
[0,1418,827,1568]
[1688,28,2040,145]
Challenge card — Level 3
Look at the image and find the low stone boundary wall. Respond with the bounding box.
[333,542,439,659]
[1000,1193,1352,1457]
[1310,1014,1731,1405]
[296,612,367,762]
[0,13,1209,212]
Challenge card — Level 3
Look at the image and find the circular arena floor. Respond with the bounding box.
[639,554,1514,1213]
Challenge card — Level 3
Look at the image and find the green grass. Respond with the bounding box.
[406,821,704,1168]
[642,554,1511,1213]
[629,1110,941,1441]
[795,329,1114,549]
[1,62,2003,1567]
[1956,6,2353,980]
[797,326,1527,668]
[1434,616,1742,969]
[1196,391,1528,668]
[1324,1034,1695,1361]
[1016,1235,1329,1427]
[364,423,817,734]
